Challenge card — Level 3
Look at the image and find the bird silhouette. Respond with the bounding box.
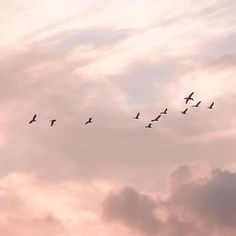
[145,123,152,128]
[85,117,92,124]
[208,102,214,109]
[29,114,37,124]
[184,92,194,104]
[134,112,140,119]
[151,115,161,122]
[181,108,188,114]
[160,108,168,114]
[51,119,56,127]
[192,101,201,107]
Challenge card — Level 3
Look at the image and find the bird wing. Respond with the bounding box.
[33,114,37,120]
[209,102,214,108]
[189,92,194,98]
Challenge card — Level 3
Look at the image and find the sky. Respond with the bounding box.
[0,0,236,235]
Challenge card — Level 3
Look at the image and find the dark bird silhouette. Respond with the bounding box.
[51,119,56,127]
[134,112,140,119]
[184,92,194,104]
[192,101,201,107]
[151,115,161,122]
[145,123,152,128]
[160,108,168,114]
[85,117,92,124]
[29,114,37,124]
[208,102,214,109]
[181,108,188,114]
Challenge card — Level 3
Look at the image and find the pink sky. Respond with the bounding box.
[0,0,236,235]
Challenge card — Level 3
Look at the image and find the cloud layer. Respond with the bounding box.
[0,0,236,235]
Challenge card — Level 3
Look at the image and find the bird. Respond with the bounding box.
[192,101,201,107]
[29,114,37,124]
[151,115,161,122]
[184,92,194,104]
[85,117,92,124]
[145,123,152,128]
[160,108,168,114]
[181,108,188,114]
[208,102,214,109]
[134,112,140,119]
[50,119,56,127]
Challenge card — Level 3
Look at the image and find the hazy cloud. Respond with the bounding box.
[0,0,235,235]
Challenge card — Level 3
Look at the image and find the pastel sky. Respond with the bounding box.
[0,0,236,235]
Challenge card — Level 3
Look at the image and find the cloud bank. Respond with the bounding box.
[103,163,236,235]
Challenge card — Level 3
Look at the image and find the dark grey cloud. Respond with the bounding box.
[103,164,236,235]
[103,186,161,234]
[167,167,236,228]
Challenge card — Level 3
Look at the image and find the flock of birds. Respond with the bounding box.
[29,92,215,128]
[143,92,214,128]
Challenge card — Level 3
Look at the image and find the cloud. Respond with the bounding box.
[0,172,135,236]
[0,215,64,236]
[103,163,236,235]
[167,166,236,228]
[0,0,235,235]
[1,164,236,236]
[103,186,161,234]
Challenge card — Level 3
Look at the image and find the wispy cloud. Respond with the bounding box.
[0,0,235,235]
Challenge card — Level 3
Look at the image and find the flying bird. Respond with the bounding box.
[181,108,188,114]
[208,102,214,109]
[192,101,201,107]
[29,114,37,124]
[51,119,56,127]
[184,92,194,104]
[145,123,152,128]
[160,108,168,114]
[151,115,161,122]
[85,117,92,125]
[134,112,140,119]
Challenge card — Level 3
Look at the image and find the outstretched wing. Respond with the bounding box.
[29,114,37,123]
[189,92,194,98]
